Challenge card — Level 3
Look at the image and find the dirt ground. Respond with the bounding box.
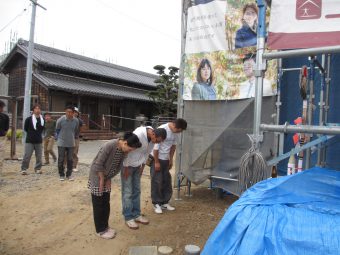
[0,141,237,255]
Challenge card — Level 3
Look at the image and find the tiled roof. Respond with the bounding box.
[15,39,157,88]
[34,72,151,102]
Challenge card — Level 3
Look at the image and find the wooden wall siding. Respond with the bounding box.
[8,56,26,97]
[32,80,49,110]
[50,94,75,112]
[98,98,110,117]
[8,66,25,97]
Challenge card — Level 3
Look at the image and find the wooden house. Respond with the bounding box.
[0,39,158,139]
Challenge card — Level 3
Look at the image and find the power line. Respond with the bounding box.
[0,8,28,33]
[96,0,179,42]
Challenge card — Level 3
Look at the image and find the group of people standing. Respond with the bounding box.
[20,104,83,180]
[0,100,188,241]
[88,118,187,239]
[0,100,10,176]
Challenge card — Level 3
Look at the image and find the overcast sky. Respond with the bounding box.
[0,0,182,74]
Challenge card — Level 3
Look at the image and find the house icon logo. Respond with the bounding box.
[296,0,322,20]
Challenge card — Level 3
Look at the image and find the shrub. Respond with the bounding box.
[6,129,23,140]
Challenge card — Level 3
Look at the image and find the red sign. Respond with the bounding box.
[296,0,322,20]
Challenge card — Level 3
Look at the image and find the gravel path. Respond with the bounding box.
[0,140,106,195]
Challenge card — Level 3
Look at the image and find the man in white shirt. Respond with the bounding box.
[239,54,275,99]
[151,118,187,214]
[121,126,167,230]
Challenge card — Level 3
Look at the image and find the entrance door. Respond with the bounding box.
[81,98,99,129]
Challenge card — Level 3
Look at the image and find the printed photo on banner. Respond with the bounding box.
[234,3,258,49]
[183,0,277,101]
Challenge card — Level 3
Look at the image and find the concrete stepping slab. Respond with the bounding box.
[129,246,158,255]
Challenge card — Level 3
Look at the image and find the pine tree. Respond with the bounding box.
[147,65,179,117]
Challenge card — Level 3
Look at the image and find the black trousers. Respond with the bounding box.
[58,146,73,177]
[91,192,110,233]
[150,159,173,205]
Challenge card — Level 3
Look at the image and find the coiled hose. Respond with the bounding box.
[239,135,268,194]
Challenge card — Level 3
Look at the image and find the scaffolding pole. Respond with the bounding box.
[322,54,332,166]
[305,57,316,169]
[274,59,283,158]
[175,0,188,200]
[253,0,267,149]
[316,55,326,166]
[263,45,340,60]
[260,123,340,135]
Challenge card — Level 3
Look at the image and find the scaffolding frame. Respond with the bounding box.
[175,0,340,198]
[254,0,340,169]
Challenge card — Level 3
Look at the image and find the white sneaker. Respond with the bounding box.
[161,203,175,211]
[153,204,163,214]
[59,176,65,181]
[21,170,27,175]
[67,176,75,181]
[72,168,79,172]
[135,215,149,225]
[96,229,115,239]
[126,219,139,230]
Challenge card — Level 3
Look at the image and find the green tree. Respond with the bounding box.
[147,65,179,117]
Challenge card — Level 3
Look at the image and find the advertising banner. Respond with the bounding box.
[183,0,277,101]
[268,0,340,50]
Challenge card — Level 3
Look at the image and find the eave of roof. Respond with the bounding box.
[34,72,152,102]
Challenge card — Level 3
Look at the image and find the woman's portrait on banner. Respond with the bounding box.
[191,58,217,100]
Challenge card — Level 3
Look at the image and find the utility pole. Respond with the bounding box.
[22,0,46,131]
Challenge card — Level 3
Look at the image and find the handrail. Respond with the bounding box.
[103,114,141,121]
[88,118,102,130]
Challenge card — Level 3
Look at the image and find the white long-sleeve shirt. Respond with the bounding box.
[123,126,154,167]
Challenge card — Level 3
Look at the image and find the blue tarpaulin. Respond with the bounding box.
[202,168,340,255]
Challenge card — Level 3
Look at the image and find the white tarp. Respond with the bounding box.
[268,0,340,49]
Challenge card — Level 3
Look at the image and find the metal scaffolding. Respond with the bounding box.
[254,0,339,170]
[175,0,340,198]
